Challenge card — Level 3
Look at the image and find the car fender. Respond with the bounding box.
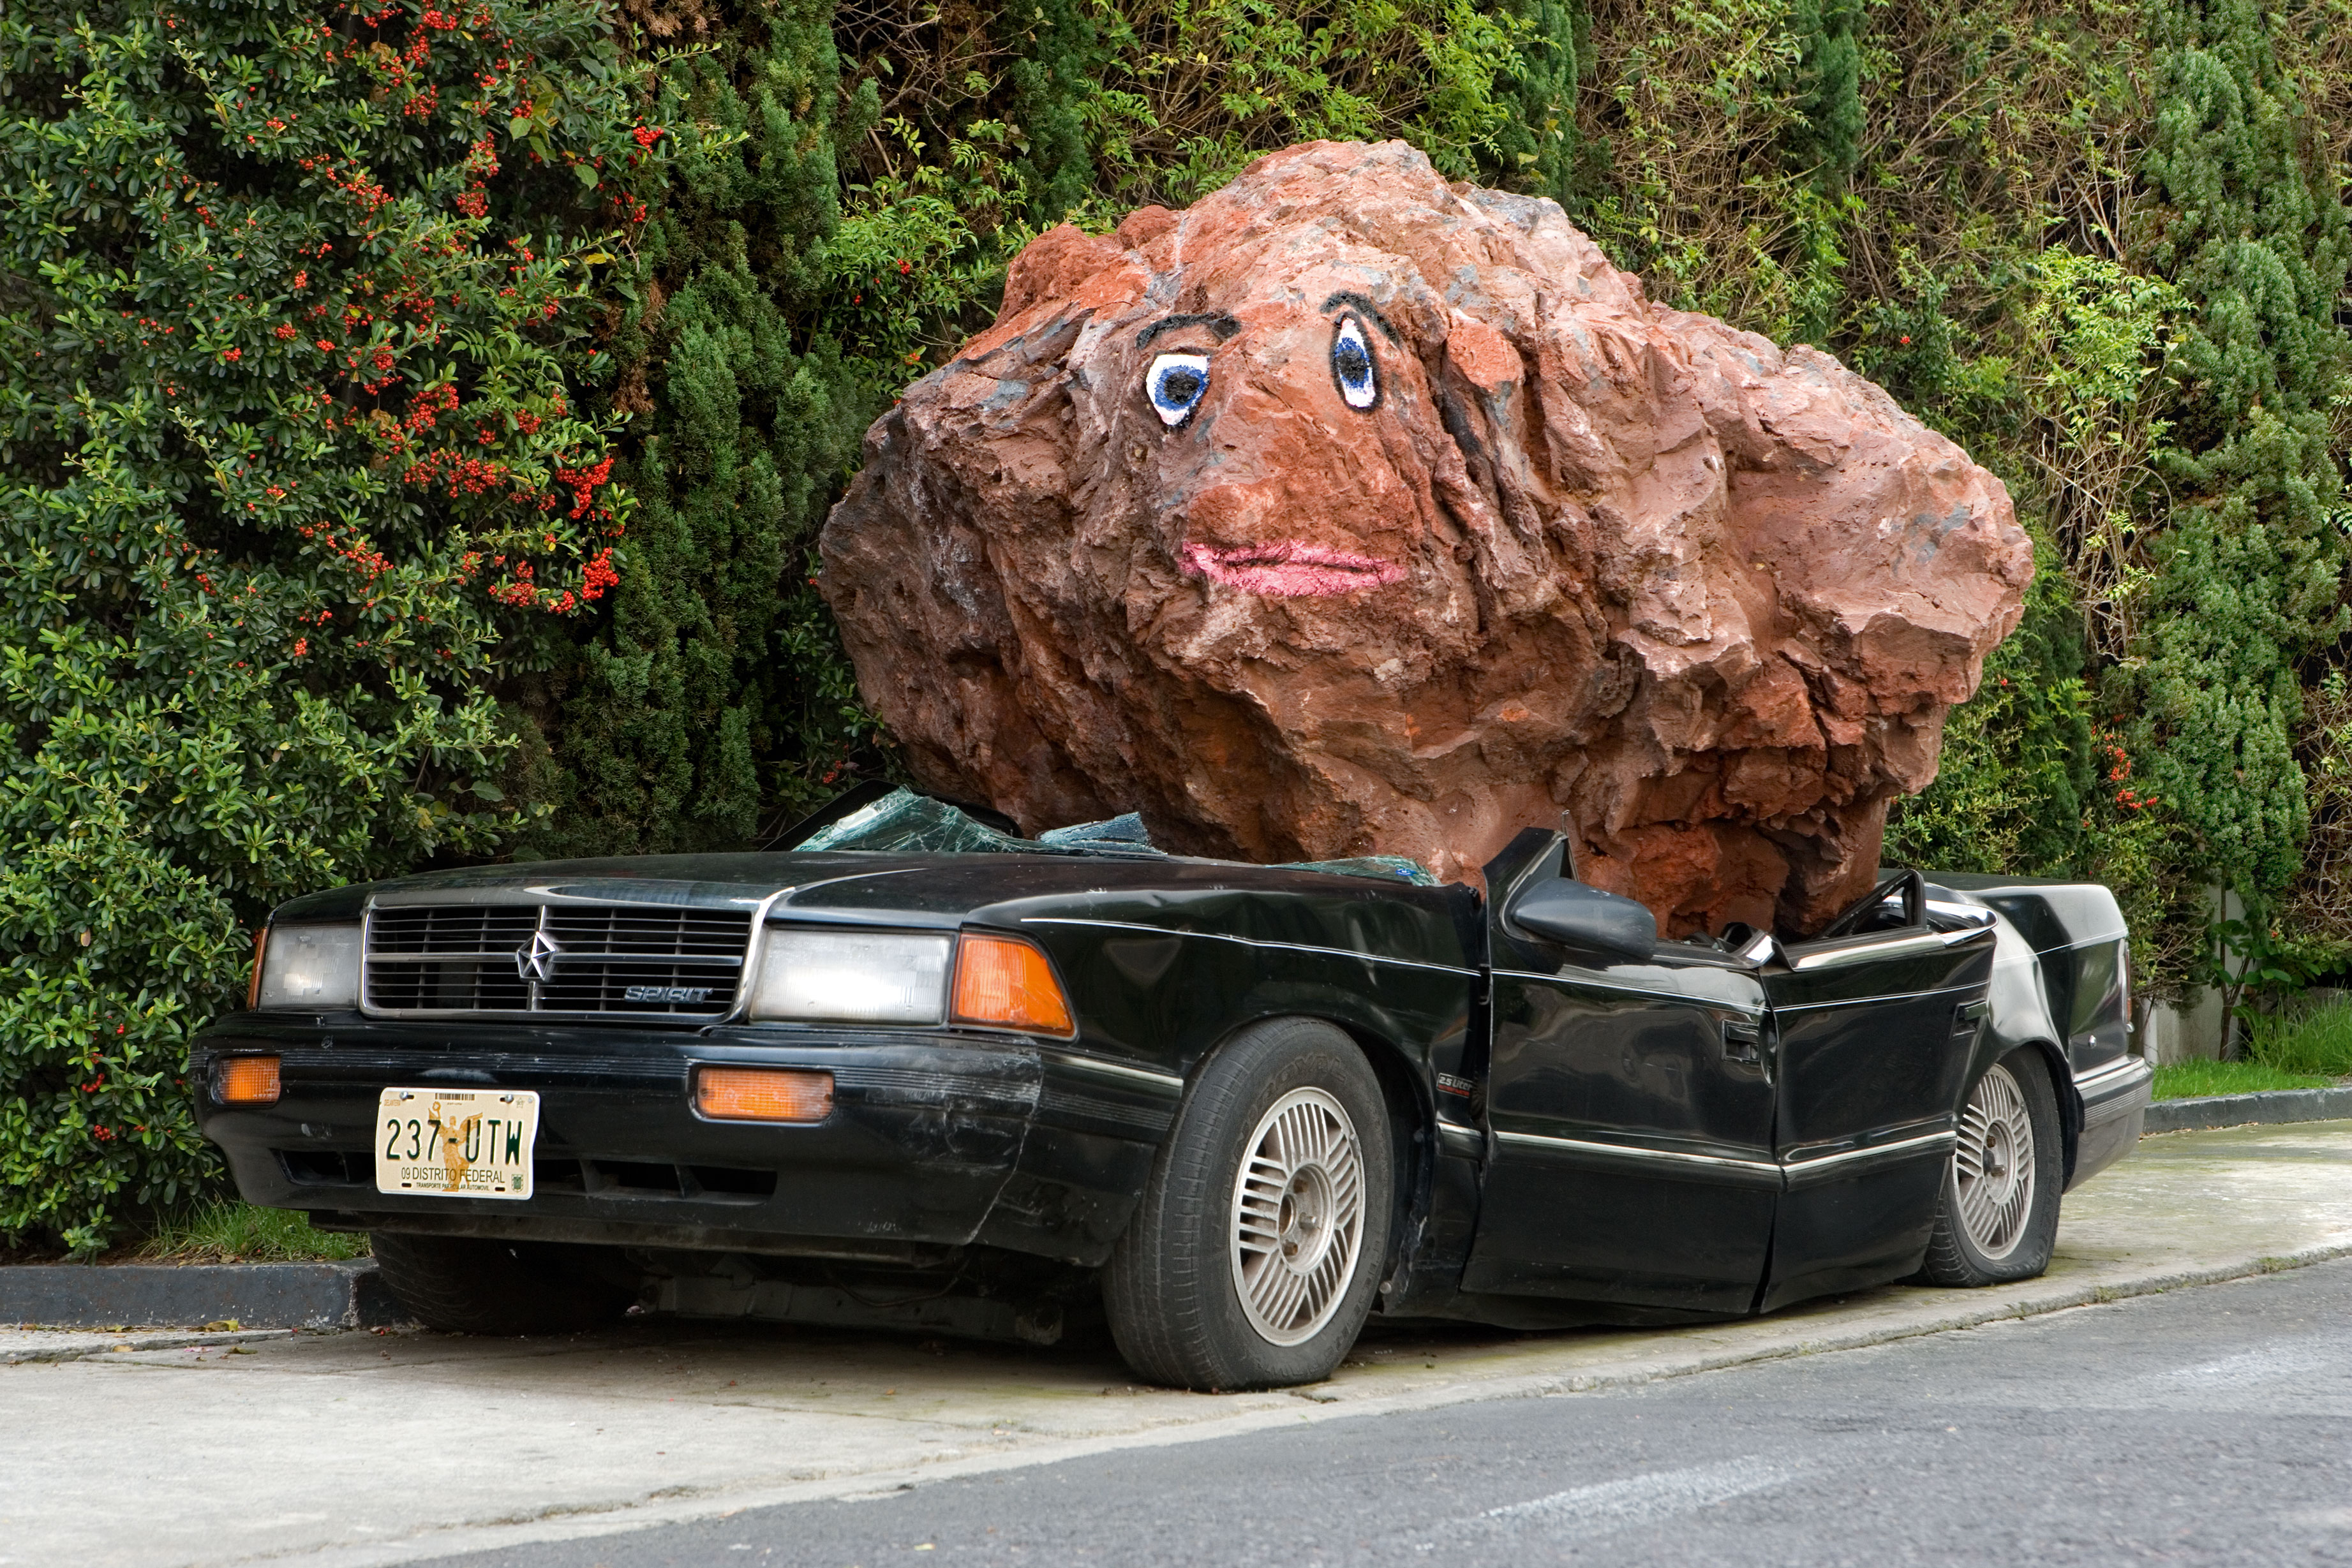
[1969,913,2081,1186]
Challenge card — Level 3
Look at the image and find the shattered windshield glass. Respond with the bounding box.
[796,790,1073,857]
[795,789,1439,887]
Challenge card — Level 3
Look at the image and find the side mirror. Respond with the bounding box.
[1507,877,1658,965]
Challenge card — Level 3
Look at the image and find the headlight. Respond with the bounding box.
[750,929,953,1024]
[255,923,362,1009]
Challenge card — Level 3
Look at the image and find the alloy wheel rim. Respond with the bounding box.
[1229,1086,1367,1346]
[1954,1061,2036,1261]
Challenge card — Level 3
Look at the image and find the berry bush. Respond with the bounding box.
[0,0,671,1249]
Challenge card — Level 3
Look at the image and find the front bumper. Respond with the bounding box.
[192,1014,1177,1268]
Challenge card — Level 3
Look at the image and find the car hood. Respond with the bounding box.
[265,849,1431,930]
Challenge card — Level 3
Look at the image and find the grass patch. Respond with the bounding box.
[2150,996,2352,1099]
[2247,998,2352,1077]
[2152,1060,2333,1100]
[135,1201,371,1264]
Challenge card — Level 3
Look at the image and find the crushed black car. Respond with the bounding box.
[193,788,2153,1390]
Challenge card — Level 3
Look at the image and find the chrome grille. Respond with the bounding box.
[364,903,755,1019]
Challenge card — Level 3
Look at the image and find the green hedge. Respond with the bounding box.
[0,0,667,1248]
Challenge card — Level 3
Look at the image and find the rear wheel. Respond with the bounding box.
[1917,1048,2062,1286]
[1103,1018,1395,1390]
[369,1232,637,1335]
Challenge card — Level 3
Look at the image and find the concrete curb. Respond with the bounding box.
[2145,1086,2352,1132]
[0,1258,408,1331]
[0,1327,295,1365]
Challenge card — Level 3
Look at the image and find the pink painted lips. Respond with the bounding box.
[1179,540,1404,598]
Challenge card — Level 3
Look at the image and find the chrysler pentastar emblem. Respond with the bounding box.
[516,929,562,985]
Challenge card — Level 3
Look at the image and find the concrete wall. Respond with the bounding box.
[2141,988,2228,1065]
[2132,885,2240,1067]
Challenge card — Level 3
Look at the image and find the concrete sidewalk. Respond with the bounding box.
[4,1120,2348,1568]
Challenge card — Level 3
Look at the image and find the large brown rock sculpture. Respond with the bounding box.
[819,140,2031,935]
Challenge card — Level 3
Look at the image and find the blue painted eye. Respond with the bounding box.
[1146,352,1210,427]
[1332,316,1377,410]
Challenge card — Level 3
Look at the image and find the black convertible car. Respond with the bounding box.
[195,788,2152,1389]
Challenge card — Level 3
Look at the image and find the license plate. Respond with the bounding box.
[375,1087,538,1199]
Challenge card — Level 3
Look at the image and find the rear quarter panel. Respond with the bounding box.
[1932,874,2138,1188]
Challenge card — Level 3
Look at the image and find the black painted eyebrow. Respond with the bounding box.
[1136,313,1242,349]
[1321,291,1400,346]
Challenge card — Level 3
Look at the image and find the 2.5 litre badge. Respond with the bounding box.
[375,1086,539,1199]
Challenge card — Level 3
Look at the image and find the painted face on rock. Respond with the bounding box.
[1127,290,1418,600]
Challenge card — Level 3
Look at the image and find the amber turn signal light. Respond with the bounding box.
[696,1066,834,1123]
[951,934,1075,1037]
[218,1056,281,1106]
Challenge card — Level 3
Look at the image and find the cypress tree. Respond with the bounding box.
[1489,0,1589,207]
[2127,0,2352,905]
[1005,0,1105,224]
[1774,0,1864,343]
[1886,538,2099,878]
[521,0,868,857]
[1785,0,1864,188]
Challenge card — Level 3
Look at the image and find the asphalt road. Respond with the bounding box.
[415,1255,2352,1568]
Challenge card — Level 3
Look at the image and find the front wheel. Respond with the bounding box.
[1917,1048,2062,1286]
[1103,1018,1395,1390]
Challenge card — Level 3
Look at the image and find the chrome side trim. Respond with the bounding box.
[1780,1128,1956,1173]
[1493,1125,1957,1187]
[1020,917,1479,977]
[1493,1128,1780,1175]
[1039,1049,1185,1095]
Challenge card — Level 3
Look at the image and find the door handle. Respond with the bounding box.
[1953,998,1990,1036]
[1722,1019,1762,1064]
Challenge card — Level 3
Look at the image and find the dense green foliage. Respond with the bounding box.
[1492,0,1587,204]
[8,0,2352,1247]
[2122,0,2351,913]
[517,0,868,856]
[0,0,666,1248]
[1783,0,1861,188]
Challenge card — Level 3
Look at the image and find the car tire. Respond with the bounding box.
[1102,1017,1396,1391]
[369,1232,637,1335]
[1917,1047,2062,1287]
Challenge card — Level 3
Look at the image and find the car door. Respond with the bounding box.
[1759,872,1997,1309]
[1460,832,1779,1315]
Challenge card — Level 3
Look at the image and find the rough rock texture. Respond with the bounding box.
[820,140,2032,935]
